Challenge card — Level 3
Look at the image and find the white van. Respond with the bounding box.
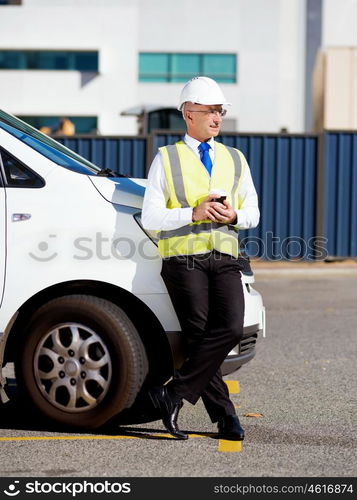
[0,110,265,429]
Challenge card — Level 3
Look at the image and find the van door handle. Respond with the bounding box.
[12,213,32,222]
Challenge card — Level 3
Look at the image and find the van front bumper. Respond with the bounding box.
[166,313,265,376]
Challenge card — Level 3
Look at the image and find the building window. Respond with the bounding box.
[139,53,236,83]
[18,116,98,135]
[0,51,98,71]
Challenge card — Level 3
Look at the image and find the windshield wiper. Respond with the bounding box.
[96,168,128,177]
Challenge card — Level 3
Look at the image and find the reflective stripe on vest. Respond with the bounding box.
[158,141,245,258]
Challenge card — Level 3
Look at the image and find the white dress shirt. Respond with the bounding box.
[141,133,260,231]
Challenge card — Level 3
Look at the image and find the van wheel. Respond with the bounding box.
[15,295,148,429]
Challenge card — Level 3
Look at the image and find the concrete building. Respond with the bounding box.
[0,0,138,134]
[0,0,356,135]
[311,0,357,131]
[313,47,357,131]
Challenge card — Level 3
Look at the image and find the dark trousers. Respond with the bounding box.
[161,251,245,423]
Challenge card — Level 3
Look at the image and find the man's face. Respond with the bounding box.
[184,103,224,142]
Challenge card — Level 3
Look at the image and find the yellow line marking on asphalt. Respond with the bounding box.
[0,433,208,443]
[225,380,240,394]
[234,404,241,409]
[0,435,140,442]
[0,434,241,453]
[218,440,243,452]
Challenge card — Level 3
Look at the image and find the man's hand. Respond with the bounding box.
[192,195,237,224]
[214,199,237,224]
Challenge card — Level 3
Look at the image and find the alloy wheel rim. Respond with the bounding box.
[34,323,112,413]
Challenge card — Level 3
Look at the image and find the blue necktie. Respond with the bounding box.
[198,142,212,175]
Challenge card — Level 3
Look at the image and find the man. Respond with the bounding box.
[142,76,260,440]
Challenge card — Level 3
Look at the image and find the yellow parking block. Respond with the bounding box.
[218,439,243,452]
[225,380,240,394]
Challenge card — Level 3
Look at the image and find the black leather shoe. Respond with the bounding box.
[217,415,245,440]
[149,386,188,440]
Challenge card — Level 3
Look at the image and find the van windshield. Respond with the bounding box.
[0,110,101,175]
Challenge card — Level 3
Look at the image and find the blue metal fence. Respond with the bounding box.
[55,131,357,260]
[323,132,357,258]
[57,136,147,178]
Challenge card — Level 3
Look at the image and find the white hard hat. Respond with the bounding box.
[177,76,231,111]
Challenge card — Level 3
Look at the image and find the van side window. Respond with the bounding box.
[0,149,44,188]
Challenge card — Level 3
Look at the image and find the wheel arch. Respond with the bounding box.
[3,280,174,386]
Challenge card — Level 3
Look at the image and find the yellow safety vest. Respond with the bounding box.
[158,141,245,258]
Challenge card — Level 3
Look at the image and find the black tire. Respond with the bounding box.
[15,295,148,429]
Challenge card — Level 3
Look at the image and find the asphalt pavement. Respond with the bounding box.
[0,265,356,478]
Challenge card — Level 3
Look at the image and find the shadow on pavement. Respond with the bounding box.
[0,384,220,441]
